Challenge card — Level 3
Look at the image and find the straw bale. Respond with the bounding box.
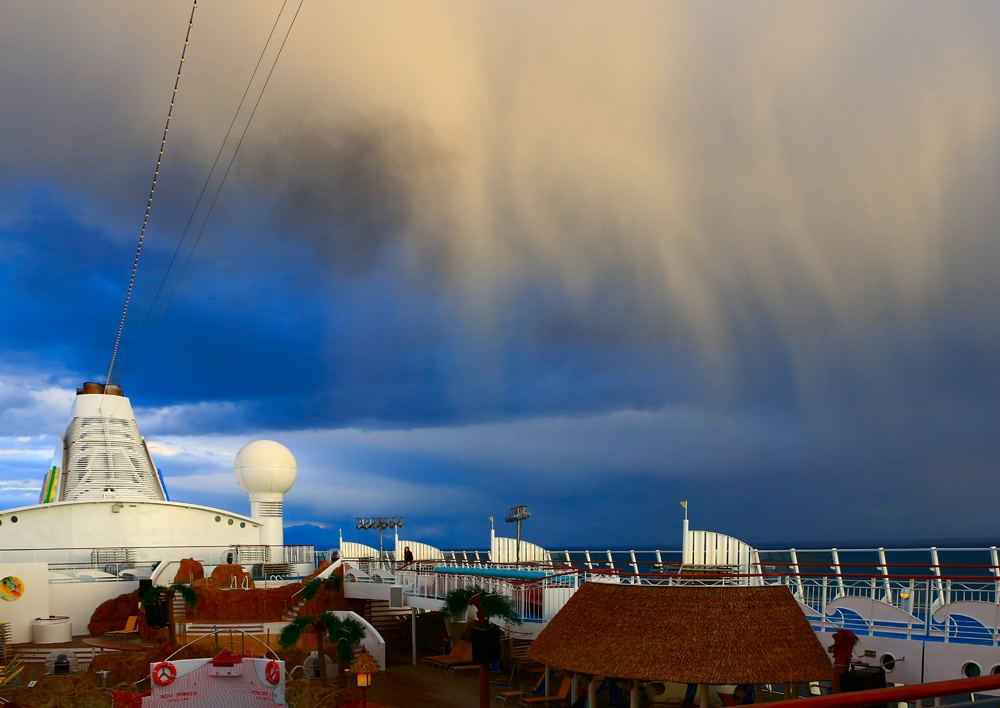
[527,583,832,684]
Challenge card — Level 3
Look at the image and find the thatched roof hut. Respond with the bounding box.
[527,583,832,685]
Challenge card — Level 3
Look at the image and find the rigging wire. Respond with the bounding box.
[116,0,291,381]
[158,0,306,321]
[105,0,199,388]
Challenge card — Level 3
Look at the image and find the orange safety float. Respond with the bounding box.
[265,660,281,685]
[153,661,177,686]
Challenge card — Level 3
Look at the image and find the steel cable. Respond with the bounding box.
[105,1,199,388]
[116,0,292,381]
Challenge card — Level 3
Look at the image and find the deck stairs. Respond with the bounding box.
[363,600,411,636]
[282,596,308,621]
[505,637,543,673]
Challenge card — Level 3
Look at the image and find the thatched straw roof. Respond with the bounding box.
[527,583,832,685]
[350,650,379,675]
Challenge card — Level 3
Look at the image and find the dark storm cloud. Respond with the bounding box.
[3,3,1000,547]
[254,114,456,274]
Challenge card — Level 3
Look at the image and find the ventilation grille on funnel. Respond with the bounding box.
[255,501,283,517]
[60,417,165,502]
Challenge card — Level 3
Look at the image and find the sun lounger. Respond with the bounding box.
[496,673,545,706]
[430,643,474,668]
[105,616,139,638]
[421,640,468,667]
[447,663,481,676]
[518,676,571,706]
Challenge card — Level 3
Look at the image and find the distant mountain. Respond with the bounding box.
[283,524,342,550]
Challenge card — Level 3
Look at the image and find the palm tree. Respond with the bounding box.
[278,613,366,687]
[443,586,521,708]
[442,586,521,625]
[141,582,200,646]
[300,573,343,604]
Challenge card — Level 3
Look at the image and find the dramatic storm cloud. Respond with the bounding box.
[1,2,999,548]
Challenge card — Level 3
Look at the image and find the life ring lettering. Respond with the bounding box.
[265,660,281,685]
[153,661,177,686]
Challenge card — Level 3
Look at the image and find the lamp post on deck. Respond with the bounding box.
[505,505,531,564]
[355,516,404,568]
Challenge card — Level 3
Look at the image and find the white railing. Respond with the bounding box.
[10,544,315,584]
[394,569,579,623]
[48,561,158,583]
[340,556,1000,646]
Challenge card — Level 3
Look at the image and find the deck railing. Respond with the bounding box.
[340,554,1000,645]
[12,544,315,584]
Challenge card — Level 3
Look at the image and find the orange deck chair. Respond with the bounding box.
[518,676,572,706]
[423,639,468,664]
[431,641,474,668]
[105,616,139,638]
[496,673,545,706]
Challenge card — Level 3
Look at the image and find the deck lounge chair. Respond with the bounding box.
[421,640,468,667]
[0,655,25,692]
[430,642,474,668]
[105,616,139,638]
[448,659,500,677]
[518,676,571,706]
[496,673,545,706]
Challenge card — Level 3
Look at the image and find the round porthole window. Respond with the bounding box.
[11,516,18,523]
[228,519,233,525]
[880,654,896,672]
[240,522,245,528]
[991,665,1000,675]
[964,662,981,678]
[215,516,221,522]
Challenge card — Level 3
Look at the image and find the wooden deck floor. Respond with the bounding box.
[5,637,554,707]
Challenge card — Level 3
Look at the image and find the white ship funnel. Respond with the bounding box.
[234,440,297,547]
[55,382,167,502]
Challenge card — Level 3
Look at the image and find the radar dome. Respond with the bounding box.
[234,440,297,497]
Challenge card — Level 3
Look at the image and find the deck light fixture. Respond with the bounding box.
[505,505,532,564]
[354,516,404,566]
[351,648,378,708]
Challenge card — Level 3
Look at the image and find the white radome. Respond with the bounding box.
[233,439,297,497]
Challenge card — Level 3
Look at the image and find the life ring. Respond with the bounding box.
[153,661,177,686]
[265,660,281,685]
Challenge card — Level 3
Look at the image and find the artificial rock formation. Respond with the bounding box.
[87,590,138,636]
[173,558,205,584]
[204,563,255,590]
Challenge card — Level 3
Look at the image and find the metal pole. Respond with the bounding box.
[516,520,522,564]
[412,609,417,665]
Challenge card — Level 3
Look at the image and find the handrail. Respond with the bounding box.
[164,627,280,662]
[777,673,1000,708]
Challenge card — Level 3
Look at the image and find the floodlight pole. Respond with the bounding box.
[505,505,532,566]
[516,518,522,564]
[356,516,404,569]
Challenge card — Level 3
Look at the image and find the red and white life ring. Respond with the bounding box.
[153,661,177,686]
[265,660,281,685]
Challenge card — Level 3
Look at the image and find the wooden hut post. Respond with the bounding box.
[589,677,598,708]
[630,683,640,708]
[699,684,709,708]
[755,684,765,703]
[544,666,550,694]
[572,675,578,704]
